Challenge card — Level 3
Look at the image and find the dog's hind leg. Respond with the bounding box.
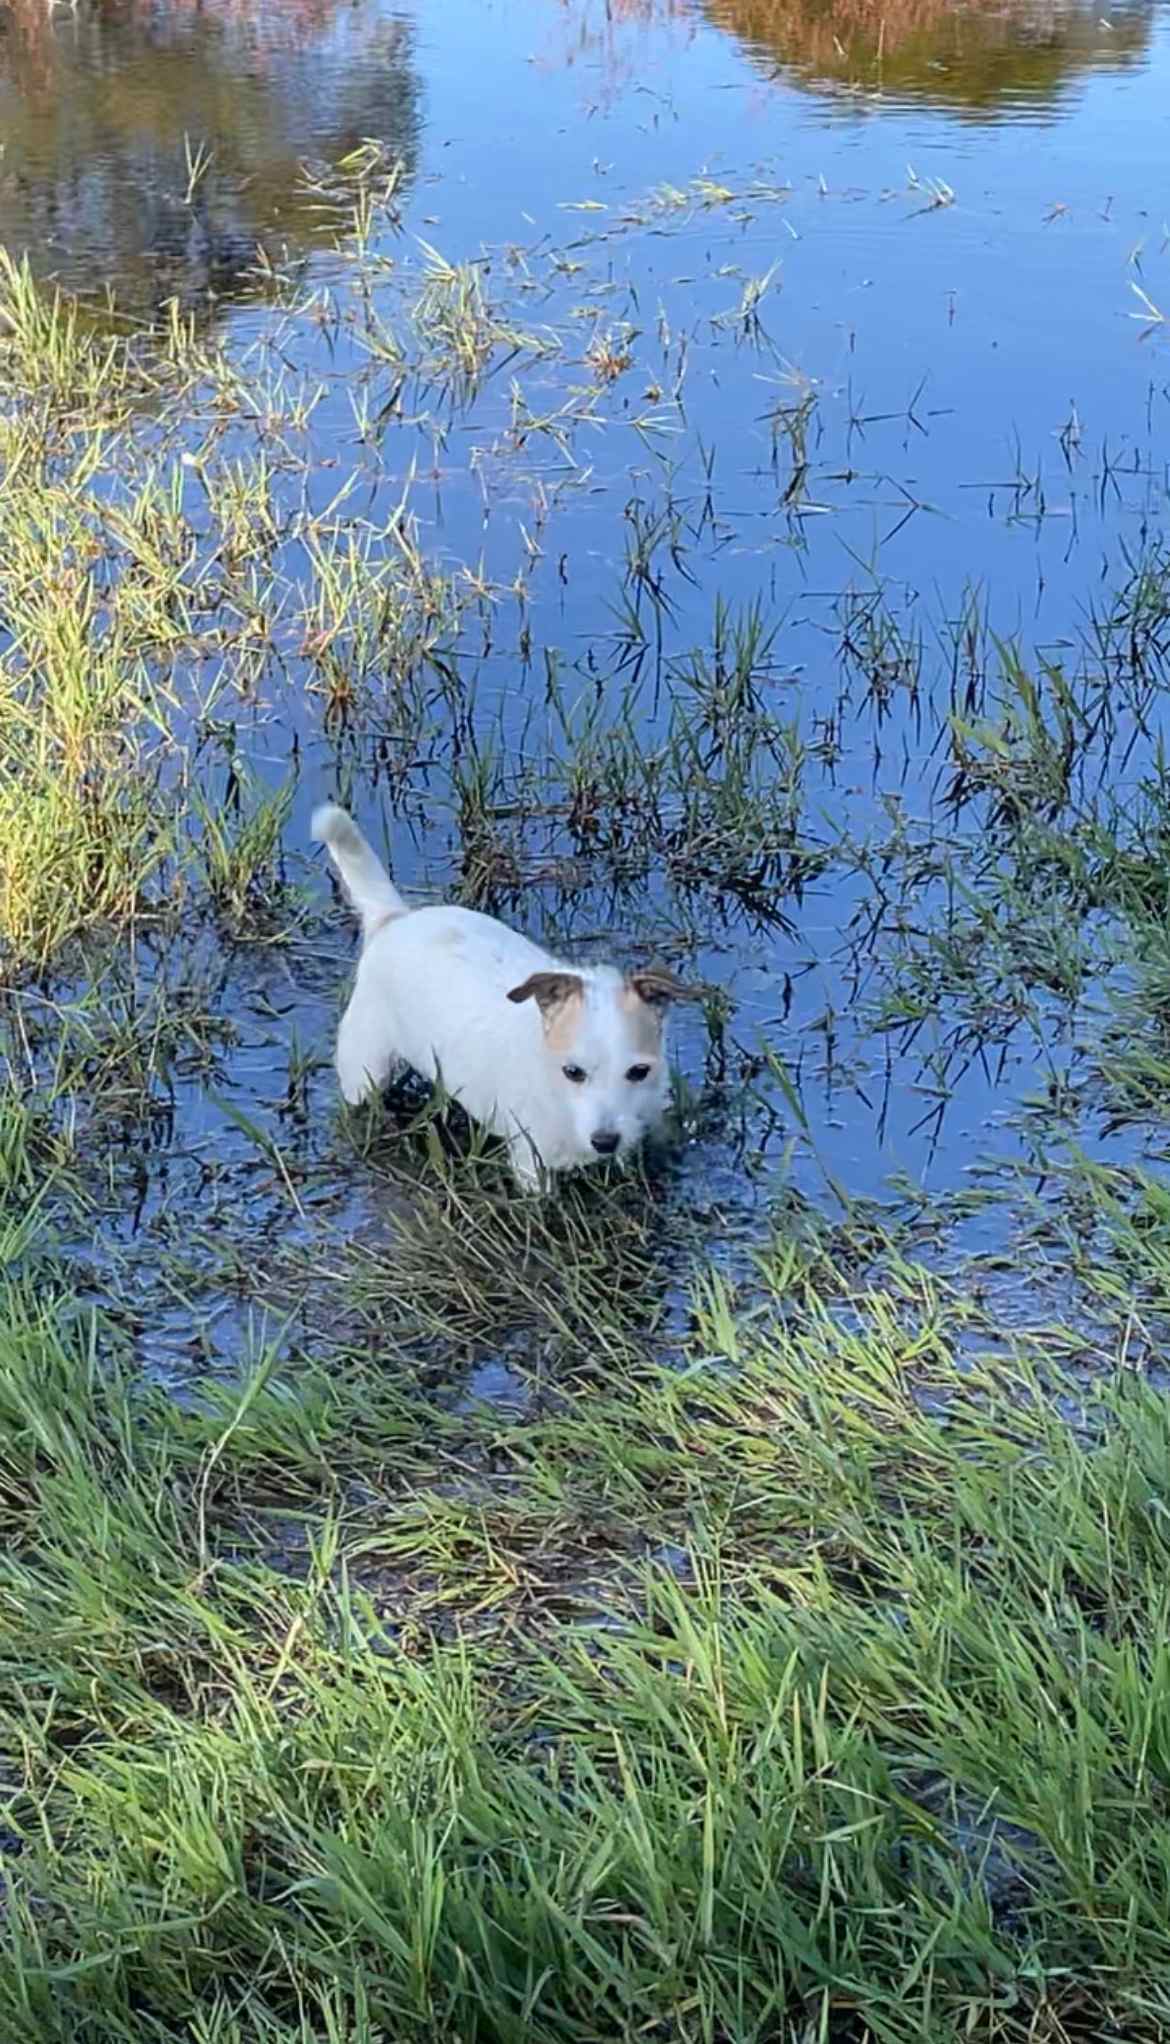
[335,985,401,1105]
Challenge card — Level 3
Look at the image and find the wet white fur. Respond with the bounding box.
[312,804,676,1190]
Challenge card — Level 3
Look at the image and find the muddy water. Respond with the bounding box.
[4,0,1170,1378]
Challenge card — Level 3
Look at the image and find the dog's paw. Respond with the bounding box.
[506,1141,547,1196]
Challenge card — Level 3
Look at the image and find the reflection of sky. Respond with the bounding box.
[394,0,1170,285]
[1,0,1169,1216]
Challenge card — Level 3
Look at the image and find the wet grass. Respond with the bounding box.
[4,1170,1170,2040]
[5,144,1170,2036]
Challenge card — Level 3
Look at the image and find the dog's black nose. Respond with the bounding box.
[591,1130,620,1156]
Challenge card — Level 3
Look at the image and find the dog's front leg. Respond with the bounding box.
[505,1133,546,1195]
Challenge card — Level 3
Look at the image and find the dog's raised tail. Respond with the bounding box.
[312,803,407,938]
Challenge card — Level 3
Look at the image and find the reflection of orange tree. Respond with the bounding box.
[541,0,1151,113]
[0,0,419,318]
[708,0,1152,111]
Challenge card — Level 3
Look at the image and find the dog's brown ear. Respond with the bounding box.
[507,971,584,1015]
[626,967,697,1009]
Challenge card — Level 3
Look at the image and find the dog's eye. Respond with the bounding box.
[626,1063,651,1083]
[562,1064,588,1085]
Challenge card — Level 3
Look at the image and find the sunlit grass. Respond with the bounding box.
[1,1175,1169,2039]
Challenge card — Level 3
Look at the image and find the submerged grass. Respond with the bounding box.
[4,144,1170,2042]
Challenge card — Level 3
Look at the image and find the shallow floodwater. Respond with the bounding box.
[5,0,1170,1378]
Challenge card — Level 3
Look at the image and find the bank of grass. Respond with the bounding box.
[0,1151,1168,2041]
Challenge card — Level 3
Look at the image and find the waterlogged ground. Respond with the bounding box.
[5,2,1170,2038]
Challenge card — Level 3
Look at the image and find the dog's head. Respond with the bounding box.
[507,966,695,1165]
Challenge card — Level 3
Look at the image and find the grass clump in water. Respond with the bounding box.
[0,418,184,964]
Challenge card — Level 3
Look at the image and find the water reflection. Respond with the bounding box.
[709,0,1152,115]
[0,0,419,321]
[546,0,1152,117]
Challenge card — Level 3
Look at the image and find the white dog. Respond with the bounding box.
[313,803,693,1189]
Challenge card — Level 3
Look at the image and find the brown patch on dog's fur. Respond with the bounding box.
[507,971,586,1050]
[625,967,695,1009]
[617,982,667,1055]
[545,989,588,1054]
